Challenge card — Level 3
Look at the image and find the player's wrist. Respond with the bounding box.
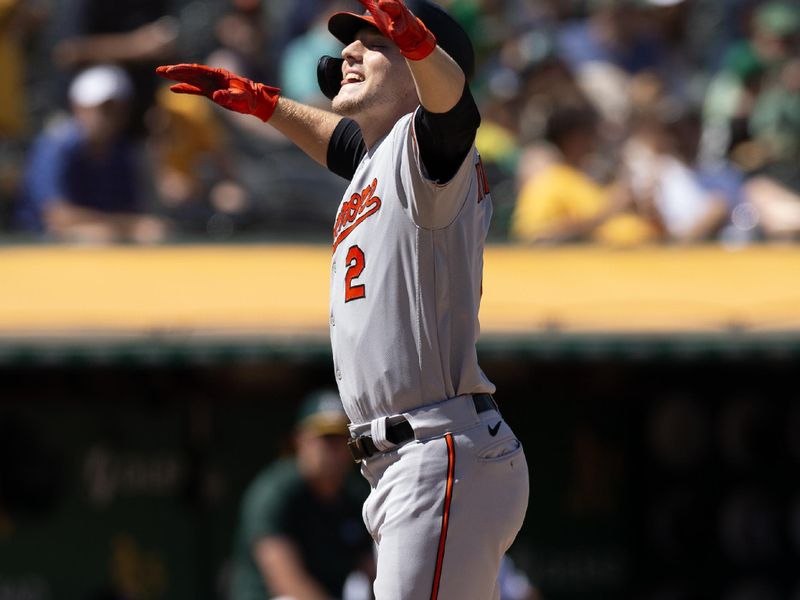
[251,81,281,122]
[399,30,437,61]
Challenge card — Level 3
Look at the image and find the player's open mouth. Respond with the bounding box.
[341,72,365,86]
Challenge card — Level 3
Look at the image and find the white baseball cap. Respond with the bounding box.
[69,65,133,107]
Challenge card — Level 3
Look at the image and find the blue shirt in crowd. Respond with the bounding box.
[557,20,664,75]
[16,119,139,233]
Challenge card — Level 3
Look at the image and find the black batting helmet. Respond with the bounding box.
[317,0,475,100]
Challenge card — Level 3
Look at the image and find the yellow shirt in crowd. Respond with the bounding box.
[0,0,26,138]
[510,163,658,246]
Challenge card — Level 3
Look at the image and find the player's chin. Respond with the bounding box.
[331,88,365,116]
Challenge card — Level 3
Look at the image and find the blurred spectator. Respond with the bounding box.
[279,4,351,106]
[0,0,49,230]
[205,2,284,144]
[745,175,800,240]
[623,110,732,243]
[15,65,167,243]
[229,389,373,600]
[268,0,356,51]
[0,0,32,140]
[477,38,590,233]
[748,55,800,189]
[510,107,660,245]
[703,2,800,171]
[52,0,179,135]
[207,1,277,87]
[556,0,668,127]
[702,41,768,164]
[445,0,540,67]
[475,94,522,178]
[638,0,719,107]
[478,26,586,150]
[146,85,253,238]
[557,0,663,74]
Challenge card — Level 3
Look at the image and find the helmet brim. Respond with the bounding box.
[328,12,381,47]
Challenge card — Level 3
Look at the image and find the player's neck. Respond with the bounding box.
[356,102,419,149]
[357,116,397,149]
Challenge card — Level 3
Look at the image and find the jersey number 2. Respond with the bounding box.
[344,245,366,302]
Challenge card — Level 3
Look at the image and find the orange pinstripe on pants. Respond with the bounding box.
[430,433,456,600]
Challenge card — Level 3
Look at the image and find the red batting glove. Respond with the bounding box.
[156,64,280,123]
[357,0,437,61]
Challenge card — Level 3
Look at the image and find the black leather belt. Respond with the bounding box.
[347,393,498,463]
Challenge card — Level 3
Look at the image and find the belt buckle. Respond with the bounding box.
[347,436,367,463]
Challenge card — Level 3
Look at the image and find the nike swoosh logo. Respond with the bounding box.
[488,422,502,437]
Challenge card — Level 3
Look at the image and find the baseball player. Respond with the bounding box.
[157,1,529,598]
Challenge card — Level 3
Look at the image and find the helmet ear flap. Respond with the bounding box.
[317,56,345,101]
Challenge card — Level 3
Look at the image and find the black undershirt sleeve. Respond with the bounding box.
[326,118,368,181]
[414,83,481,184]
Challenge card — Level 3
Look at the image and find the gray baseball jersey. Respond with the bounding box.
[329,109,495,425]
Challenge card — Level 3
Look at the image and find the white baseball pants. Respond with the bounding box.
[350,394,530,600]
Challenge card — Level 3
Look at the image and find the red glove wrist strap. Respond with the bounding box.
[398,28,437,61]
[252,83,280,122]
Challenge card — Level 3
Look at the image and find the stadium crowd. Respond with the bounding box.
[0,0,798,245]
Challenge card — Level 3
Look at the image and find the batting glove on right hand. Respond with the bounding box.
[156,64,280,123]
[357,0,437,61]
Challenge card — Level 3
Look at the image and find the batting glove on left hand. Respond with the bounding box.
[156,64,280,123]
[357,0,437,61]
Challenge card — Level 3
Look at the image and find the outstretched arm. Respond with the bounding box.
[406,47,465,114]
[269,98,343,167]
[156,64,343,167]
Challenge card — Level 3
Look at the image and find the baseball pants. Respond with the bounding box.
[350,394,530,600]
